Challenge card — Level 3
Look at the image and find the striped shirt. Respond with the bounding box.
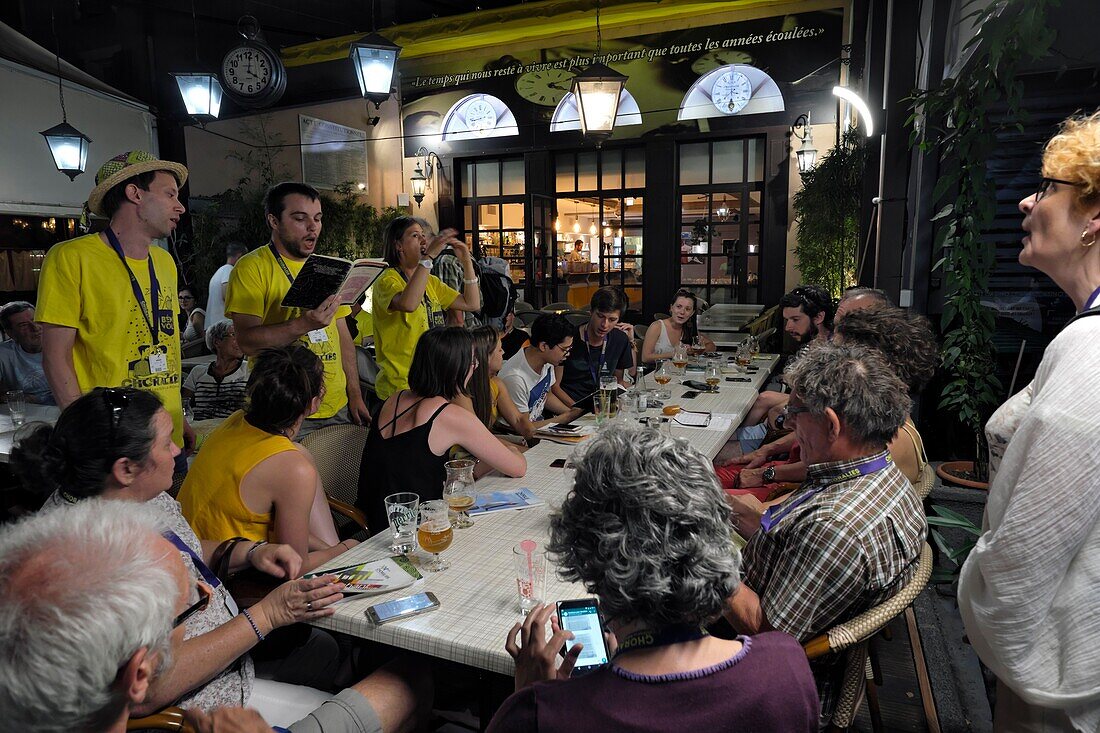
[183,359,250,421]
[742,451,926,724]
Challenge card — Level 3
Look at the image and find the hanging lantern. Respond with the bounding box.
[171,72,224,122]
[571,63,628,142]
[350,32,401,107]
[40,122,92,181]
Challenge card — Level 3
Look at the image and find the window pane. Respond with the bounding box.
[577,152,598,191]
[502,159,525,195]
[475,161,500,197]
[679,143,709,186]
[622,195,643,228]
[601,149,622,190]
[461,162,473,198]
[748,138,765,182]
[479,203,501,228]
[680,193,709,224]
[501,203,524,229]
[555,153,575,192]
[713,140,744,184]
[625,148,645,188]
[462,205,472,231]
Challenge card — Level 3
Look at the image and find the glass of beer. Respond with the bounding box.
[654,359,673,400]
[443,458,477,529]
[417,500,453,572]
[705,360,721,390]
[672,343,689,374]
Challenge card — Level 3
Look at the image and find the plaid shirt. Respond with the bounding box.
[435,252,482,327]
[742,450,926,724]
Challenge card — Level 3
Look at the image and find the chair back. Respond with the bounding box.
[300,424,370,508]
[516,310,542,327]
[514,300,535,313]
[564,311,590,327]
[634,322,648,340]
[914,462,935,501]
[542,301,573,313]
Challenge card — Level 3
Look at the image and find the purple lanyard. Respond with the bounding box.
[164,530,222,589]
[760,452,894,533]
[1084,284,1100,312]
[582,329,608,387]
[105,228,159,343]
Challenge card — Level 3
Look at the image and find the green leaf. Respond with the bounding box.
[931,204,955,222]
[927,516,983,536]
[930,529,959,566]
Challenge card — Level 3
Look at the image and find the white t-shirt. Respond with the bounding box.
[205,263,234,344]
[499,349,554,421]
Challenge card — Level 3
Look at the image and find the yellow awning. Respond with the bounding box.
[282,0,841,68]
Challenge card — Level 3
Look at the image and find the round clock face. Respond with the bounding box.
[691,49,753,76]
[711,70,753,114]
[221,45,276,98]
[515,69,576,107]
[464,99,498,133]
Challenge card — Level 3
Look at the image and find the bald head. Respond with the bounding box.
[835,288,891,322]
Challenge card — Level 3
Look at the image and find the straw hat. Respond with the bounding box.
[87,151,188,217]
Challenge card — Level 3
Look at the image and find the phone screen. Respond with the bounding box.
[557,601,610,675]
[550,458,567,468]
[368,593,438,624]
[682,390,700,399]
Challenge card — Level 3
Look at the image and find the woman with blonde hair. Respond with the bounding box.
[958,111,1100,731]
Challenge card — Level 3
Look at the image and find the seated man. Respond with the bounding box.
[0,301,54,405]
[833,286,890,321]
[552,286,635,406]
[498,313,582,438]
[0,499,430,733]
[722,342,926,725]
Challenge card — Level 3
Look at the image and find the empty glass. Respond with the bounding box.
[7,390,26,428]
[513,540,547,615]
[443,458,476,529]
[384,492,420,554]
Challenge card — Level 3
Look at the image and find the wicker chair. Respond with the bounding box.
[128,707,194,731]
[803,542,934,731]
[913,462,935,501]
[300,424,371,540]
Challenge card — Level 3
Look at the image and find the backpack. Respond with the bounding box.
[476,256,517,324]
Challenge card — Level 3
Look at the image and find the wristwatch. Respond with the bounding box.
[762,467,776,482]
[419,258,434,270]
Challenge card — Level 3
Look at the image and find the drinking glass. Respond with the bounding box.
[704,360,721,390]
[672,343,689,374]
[597,375,618,426]
[653,360,673,400]
[443,458,476,529]
[618,390,643,423]
[417,500,453,572]
[384,492,420,554]
[691,334,705,357]
[7,390,26,428]
[513,540,547,615]
[749,335,761,358]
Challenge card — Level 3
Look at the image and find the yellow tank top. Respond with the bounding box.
[178,411,297,542]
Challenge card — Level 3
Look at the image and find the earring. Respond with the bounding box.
[1083,229,1098,248]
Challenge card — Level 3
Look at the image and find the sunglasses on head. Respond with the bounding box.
[102,388,134,441]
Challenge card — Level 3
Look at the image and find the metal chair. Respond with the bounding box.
[516,309,542,327]
[542,301,574,313]
[634,322,648,341]
[563,311,590,327]
[803,542,933,731]
[128,707,194,732]
[514,300,535,313]
[653,312,670,321]
[300,424,371,539]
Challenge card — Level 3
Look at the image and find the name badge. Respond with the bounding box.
[148,352,169,373]
[307,328,329,344]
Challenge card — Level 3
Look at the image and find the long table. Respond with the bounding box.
[0,404,61,463]
[309,354,779,675]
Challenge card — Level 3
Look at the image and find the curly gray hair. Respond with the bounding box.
[0,500,178,733]
[207,318,234,345]
[784,341,911,446]
[549,423,741,628]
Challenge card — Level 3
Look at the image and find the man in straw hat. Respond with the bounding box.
[36,150,194,454]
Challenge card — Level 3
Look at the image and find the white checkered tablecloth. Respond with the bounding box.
[309,356,780,674]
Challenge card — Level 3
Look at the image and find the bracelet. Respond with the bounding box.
[241,608,265,642]
[246,540,268,563]
[339,540,351,551]
[464,278,479,285]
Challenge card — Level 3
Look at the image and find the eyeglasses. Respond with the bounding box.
[781,404,812,421]
[102,388,134,441]
[178,295,194,301]
[173,582,212,628]
[1035,177,1084,203]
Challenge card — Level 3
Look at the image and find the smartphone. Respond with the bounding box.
[548,423,581,433]
[366,592,440,625]
[682,390,700,399]
[550,458,567,468]
[556,598,611,676]
[725,377,751,382]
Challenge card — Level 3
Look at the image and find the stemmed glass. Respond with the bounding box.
[672,343,689,374]
[735,343,752,374]
[443,458,476,529]
[654,359,673,400]
[704,360,721,391]
[417,500,453,572]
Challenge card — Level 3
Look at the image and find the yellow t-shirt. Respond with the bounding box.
[354,308,373,344]
[371,267,459,400]
[35,233,184,445]
[177,410,297,542]
[225,245,352,419]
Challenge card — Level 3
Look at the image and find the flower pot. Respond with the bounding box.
[936,460,989,490]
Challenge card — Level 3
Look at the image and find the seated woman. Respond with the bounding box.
[8,387,378,723]
[455,325,582,444]
[357,326,527,533]
[178,286,207,354]
[639,288,714,365]
[486,423,818,733]
[182,319,250,421]
[718,304,938,502]
[179,344,354,573]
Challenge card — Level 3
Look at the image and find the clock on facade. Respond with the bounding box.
[515,68,576,107]
[464,98,498,132]
[221,40,287,108]
[711,70,753,114]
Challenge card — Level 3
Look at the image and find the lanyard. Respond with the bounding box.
[105,228,159,344]
[164,530,223,589]
[613,625,709,659]
[269,242,295,285]
[582,328,608,387]
[1084,284,1100,312]
[395,267,444,329]
[760,452,894,533]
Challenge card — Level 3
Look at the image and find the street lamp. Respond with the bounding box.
[791,112,818,175]
[409,146,442,208]
[171,72,224,122]
[41,14,91,180]
[570,0,627,144]
[832,86,874,137]
[350,32,401,109]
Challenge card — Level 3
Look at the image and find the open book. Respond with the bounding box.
[303,555,422,595]
[280,255,387,310]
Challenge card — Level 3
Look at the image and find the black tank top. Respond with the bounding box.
[357,391,451,534]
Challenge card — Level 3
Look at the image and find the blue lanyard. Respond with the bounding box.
[613,625,709,659]
[164,530,222,589]
[105,228,159,344]
[761,452,894,533]
[1084,284,1100,312]
[582,328,608,387]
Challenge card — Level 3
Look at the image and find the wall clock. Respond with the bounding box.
[220,18,287,108]
[711,70,753,114]
[515,68,576,107]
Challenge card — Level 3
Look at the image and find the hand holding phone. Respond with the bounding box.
[504,603,585,690]
[556,598,611,677]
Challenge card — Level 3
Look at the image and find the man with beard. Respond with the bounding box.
[0,302,53,404]
[227,183,369,438]
[37,151,193,456]
[780,284,834,346]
